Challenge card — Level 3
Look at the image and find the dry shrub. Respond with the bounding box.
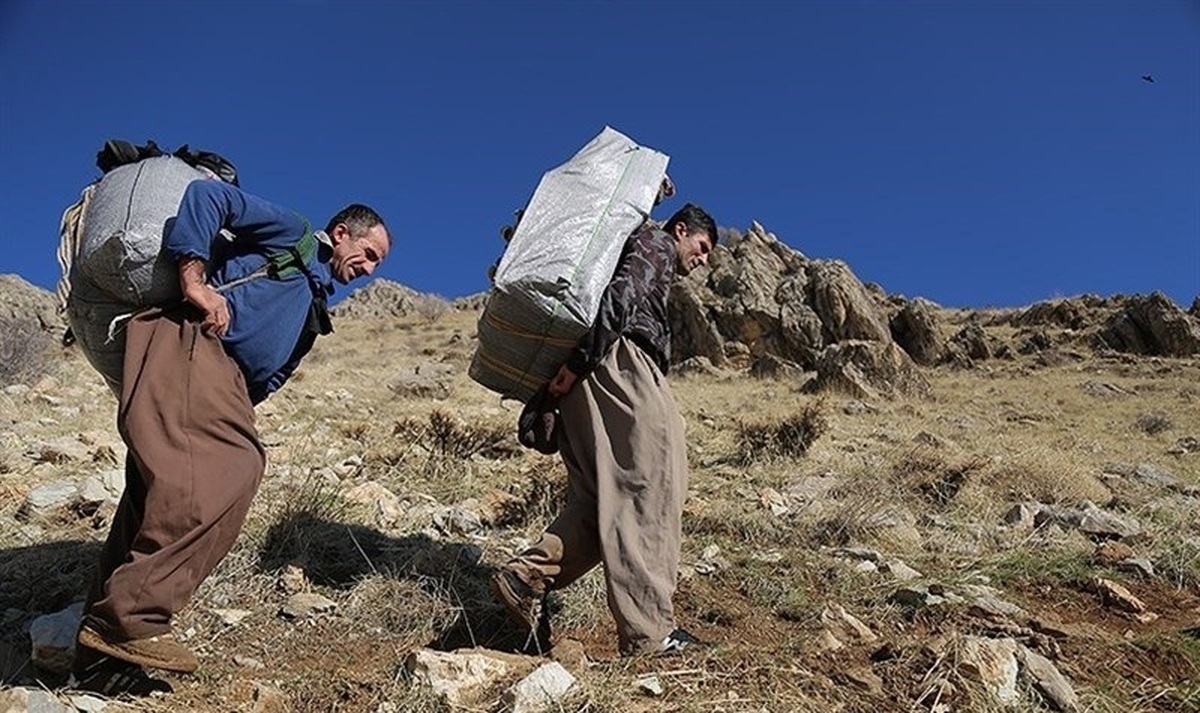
[1135,412,1172,435]
[390,411,511,461]
[0,316,56,387]
[1156,537,1200,589]
[512,461,567,526]
[340,576,456,638]
[984,448,1111,506]
[426,410,509,459]
[893,446,990,507]
[373,411,514,481]
[808,493,887,547]
[412,293,451,323]
[684,499,797,545]
[338,420,373,443]
[735,401,827,464]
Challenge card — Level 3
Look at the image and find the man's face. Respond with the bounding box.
[329,223,390,284]
[673,223,714,276]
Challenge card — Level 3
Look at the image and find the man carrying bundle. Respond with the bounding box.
[73,177,391,688]
[492,203,716,657]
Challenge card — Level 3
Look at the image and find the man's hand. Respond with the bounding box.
[179,257,230,337]
[547,364,578,398]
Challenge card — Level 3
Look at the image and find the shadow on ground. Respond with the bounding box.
[0,538,101,685]
[258,512,548,654]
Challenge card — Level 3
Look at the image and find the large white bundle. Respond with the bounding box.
[469,127,669,402]
[64,155,209,394]
[77,155,207,306]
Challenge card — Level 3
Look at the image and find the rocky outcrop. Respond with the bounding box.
[943,323,993,367]
[332,279,450,320]
[805,340,932,400]
[1097,292,1200,357]
[889,298,945,365]
[0,274,61,332]
[669,222,894,370]
[452,291,490,311]
[1011,296,1104,330]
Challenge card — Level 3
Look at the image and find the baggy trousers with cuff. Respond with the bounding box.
[505,337,688,656]
[83,310,265,641]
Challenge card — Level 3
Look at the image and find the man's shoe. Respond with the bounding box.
[68,652,173,696]
[77,624,199,673]
[659,627,706,655]
[490,569,545,632]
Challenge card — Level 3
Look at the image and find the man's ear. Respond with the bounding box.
[329,223,351,246]
[673,221,689,240]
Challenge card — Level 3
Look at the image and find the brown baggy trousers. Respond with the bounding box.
[83,310,265,640]
[507,337,688,655]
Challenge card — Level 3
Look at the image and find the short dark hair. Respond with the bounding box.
[664,203,717,244]
[326,203,391,247]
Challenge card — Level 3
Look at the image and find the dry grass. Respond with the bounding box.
[2,308,1199,711]
[0,316,57,388]
[733,400,828,464]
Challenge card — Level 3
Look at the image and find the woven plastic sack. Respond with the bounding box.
[65,155,209,393]
[469,127,669,401]
[77,155,207,306]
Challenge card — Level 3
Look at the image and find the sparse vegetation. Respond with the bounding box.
[0,316,56,387]
[412,293,451,323]
[734,400,827,463]
[1136,412,1173,435]
[2,307,1198,712]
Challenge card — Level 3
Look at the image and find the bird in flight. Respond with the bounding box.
[1142,75,1155,83]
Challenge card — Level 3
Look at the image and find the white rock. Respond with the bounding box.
[1018,646,1079,711]
[25,481,80,512]
[502,661,576,713]
[881,560,923,581]
[0,687,75,712]
[78,469,124,506]
[343,481,406,527]
[635,673,664,696]
[68,694,108,712]
[405,648,516,706]
[29,602,84,674]
[212,608,253,626]
[432,506,483,536]
[234,654,265,669]
[280,592,336,619]
[27,437,90,463]
[959,636,1019,705]
[820,603,878,644]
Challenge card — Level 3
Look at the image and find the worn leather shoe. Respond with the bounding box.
[77,624,198,673]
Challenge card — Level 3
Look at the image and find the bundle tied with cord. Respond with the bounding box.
[469,126,671,403]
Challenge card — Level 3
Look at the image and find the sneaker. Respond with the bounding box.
[68,653,173,696]
[659,627,705,655]
[77,624,199,673]
[490,569,544,632]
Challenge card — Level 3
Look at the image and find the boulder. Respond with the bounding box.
[669,222,896,370]
[890,298,945,365]
[1097,292,1200,356]
[405,648,528,707]
[806,340,932,400]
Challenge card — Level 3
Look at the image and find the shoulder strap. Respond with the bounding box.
[267,222,319,280]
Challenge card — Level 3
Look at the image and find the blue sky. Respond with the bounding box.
[1,1,1196,309]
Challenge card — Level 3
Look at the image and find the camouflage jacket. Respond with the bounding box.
[566,223,676,376]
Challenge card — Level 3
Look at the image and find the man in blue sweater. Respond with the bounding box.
[74,179,390,684]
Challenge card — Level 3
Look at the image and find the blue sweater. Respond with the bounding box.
[164,180,334,403]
